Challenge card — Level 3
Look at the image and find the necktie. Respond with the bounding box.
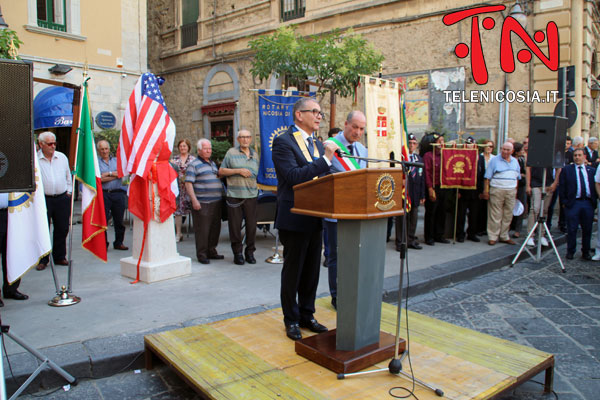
[307,137,315,160]
[578,166,587,198]
[348,144,354,156]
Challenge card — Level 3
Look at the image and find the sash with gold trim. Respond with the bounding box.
[292,130,318,162]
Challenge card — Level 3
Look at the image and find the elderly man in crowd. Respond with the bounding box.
[185,139,225,265]
[560,148,597,260]
[37,131,72,270]
[324,110,367,309]
[219,130,260,265]
[272,97,339,341]
[97,140,128,251]
[584,137,598,166]
[482,141,520,246]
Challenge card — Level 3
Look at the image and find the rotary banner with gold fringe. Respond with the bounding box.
[257,90,315,190]
[440,145,478,189]
[363,76,405,167]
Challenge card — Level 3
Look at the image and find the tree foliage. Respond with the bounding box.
[249,26,384,98]
[0,28,22,59]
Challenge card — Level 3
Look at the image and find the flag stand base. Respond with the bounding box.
[48,285,81,307]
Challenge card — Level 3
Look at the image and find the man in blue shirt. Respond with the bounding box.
[324,111,367,309]
[98,140,128,251]
[482,142,520,245]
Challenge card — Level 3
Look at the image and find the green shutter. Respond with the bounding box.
[182,0,199,25]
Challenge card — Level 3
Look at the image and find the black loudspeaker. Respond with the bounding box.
[526,116,567,168]
[0,59,34,193]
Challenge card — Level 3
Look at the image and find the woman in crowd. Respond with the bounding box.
[476,139,495,236]
[172,139,196,242]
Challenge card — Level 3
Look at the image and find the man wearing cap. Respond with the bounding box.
[396,133,425,250]
[456,137,480,242]
[423,132,449,245]
[482,142,520,245]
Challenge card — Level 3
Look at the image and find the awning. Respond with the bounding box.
[33,86,74,130]
[201,101,236,116]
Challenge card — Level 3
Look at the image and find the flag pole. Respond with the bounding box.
[48,79,88,307]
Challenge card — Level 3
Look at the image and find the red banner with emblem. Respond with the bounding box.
[440,146,478,189]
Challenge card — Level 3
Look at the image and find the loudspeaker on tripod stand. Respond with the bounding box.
[526,116,568,168]
[0,59,35,193]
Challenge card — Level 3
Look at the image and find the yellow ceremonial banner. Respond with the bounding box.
[363,76,403,168]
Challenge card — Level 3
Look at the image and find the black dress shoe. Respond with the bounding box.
[208,254,225,260]
[4,290,28,300]
[566,253,574,260]
[456,236,465,243]
[425,239,435,246]
[299,318,328,333]
[55,259,69,266]
[234,254,245,265]
[0,299,4,307]
[467,235,481,242]
[245,253,256,264]
[408,242,422,250]
[435,238,450,244]
[582,253,592,261]
[114,244,129,251]
[285,323,302,340]
[198,257,210,264]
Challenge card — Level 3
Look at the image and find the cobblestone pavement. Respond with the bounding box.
[404,248,599,400]
[18,244,599,400]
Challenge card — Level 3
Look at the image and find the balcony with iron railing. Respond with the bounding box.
[281,0,305,22]
[37,19,66,32]
[181,22,198,48]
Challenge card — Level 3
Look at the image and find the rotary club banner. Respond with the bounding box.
[440,145,478,189]
[257,90,314,190]
[363,76,404,167]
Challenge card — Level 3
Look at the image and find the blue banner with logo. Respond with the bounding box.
[257,90,314,189]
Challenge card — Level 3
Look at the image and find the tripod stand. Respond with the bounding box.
[0,319,77,399]
[511,169,565,272]
[334,155,444,397]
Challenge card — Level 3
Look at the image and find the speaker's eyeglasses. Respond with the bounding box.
[44,142,57,146]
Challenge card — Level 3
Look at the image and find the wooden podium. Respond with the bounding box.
[291,168,407,373]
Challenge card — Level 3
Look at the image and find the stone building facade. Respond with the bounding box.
[147,0,600,149]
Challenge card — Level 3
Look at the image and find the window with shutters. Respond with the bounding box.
[37,0,67,32]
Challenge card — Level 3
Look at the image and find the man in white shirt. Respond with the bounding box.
[37,131,72,270]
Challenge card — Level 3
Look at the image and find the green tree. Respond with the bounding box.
[0,28,22,59]
[249,26,383,98]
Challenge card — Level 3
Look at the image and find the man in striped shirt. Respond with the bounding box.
[219,130,260,265]
[185,139,225,264]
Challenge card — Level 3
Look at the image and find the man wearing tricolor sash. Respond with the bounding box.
[272,97,339,341]
[324,111,367,309]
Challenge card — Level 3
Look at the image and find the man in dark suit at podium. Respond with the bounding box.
[272,97,339,341]
[559,148,597,260]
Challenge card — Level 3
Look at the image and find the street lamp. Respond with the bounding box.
[508,0,529,28]
[0,6,9,29]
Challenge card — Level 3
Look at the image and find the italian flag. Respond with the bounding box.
[74,80,108,262]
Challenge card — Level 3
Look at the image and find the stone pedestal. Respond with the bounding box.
[121,215,191,283]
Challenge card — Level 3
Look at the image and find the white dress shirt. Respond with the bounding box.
[37,150,72,196]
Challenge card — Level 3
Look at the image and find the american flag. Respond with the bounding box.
[117,73,178,223]
[118,73,175,178]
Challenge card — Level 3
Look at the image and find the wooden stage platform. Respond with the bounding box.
[145,298,554,399]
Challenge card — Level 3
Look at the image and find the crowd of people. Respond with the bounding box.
[4,106,599,345]
[395,131,600,263]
